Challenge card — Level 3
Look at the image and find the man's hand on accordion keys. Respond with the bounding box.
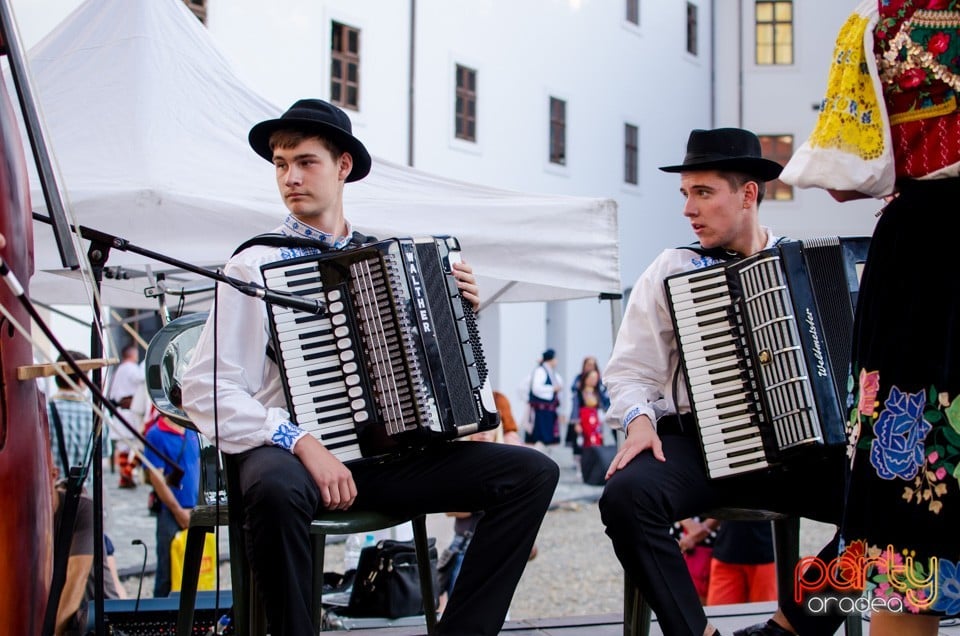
[452,261,480,312]
[293,434,357,510]
[605,415,666,480]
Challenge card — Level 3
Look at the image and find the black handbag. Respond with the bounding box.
[345,538,438,618]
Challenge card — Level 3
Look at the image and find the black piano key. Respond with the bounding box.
[294,313,327,325]
[717,406,752,420]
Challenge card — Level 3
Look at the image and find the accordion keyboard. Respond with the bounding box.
[667,267,770,477]
[263,263,367,462]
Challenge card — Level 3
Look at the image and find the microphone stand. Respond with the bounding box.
[31,213,326,634]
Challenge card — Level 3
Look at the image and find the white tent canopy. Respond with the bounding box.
[12,0,619,310]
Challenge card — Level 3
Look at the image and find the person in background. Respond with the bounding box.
[567,356,610,458]
[47,351,95,490]
[571,367,610,452]
[493,390,523,446]
[776,2,960,633]
[142,412,201,597]
[705,520,776,606]
[525,349,564,447]
[107,343,143,488]
[51,462,122,635]
[673,517,719,605]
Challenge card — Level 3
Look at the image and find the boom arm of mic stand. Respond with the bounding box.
[33,213,327,315]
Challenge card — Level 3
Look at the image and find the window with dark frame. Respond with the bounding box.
[626,0,639,25]
[455,64,477,142]
[625,123,639,185]
[549,97,566,165]
[758,134,794,201]
[182,0,206,23]
[331,22,360,110]
[755,1,794,65]
[686,3,698,56]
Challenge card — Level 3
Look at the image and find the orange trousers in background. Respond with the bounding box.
[705,560,777,606]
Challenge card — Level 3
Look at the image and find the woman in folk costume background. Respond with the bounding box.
[781,0,960,632]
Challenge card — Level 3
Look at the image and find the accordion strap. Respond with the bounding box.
[231,230,376,257]
[676,236,788,262]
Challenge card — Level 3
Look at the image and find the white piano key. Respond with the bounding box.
[275,320,334,340]
[284,358,342,380]
[671,296,733,321]
[707,456,770,479]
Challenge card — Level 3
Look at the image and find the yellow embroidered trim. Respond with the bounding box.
[889,94,957,125]
[879,15,960,94]
[807,13,886,161]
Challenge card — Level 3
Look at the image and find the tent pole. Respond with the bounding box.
[601,291,624,447]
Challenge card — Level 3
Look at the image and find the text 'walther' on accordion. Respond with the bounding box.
[261,236,499,463]
[665,237,869,479]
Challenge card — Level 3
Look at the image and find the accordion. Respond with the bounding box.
[664,237,869,479]
[261,236,499,463]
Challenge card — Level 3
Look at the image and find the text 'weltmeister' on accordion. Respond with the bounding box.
[261,236,499,463]
[665,237,870,479]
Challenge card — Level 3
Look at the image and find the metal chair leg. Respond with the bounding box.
[412,516,438,635]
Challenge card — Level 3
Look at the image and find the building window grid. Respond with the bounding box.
[626,0,639,25]
[331,22,360,110]
[455,65,477,142]
[625,124,639,185]
[549,97,566,166]
[686,3,698,56]
[759,134,794,201]
[755,1,793,65]
[183,0,206,23]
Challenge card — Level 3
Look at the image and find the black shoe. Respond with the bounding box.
[733,620,795,636]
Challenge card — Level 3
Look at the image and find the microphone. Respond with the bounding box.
[132,539,148,613]
[236,282,327,315]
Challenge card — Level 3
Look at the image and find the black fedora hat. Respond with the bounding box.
[248,99,372,182]
[658,128,782,182]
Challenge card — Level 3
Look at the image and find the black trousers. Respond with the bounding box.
[235,441,559,636]
[599,417,847,636]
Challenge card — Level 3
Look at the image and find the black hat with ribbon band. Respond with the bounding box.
[658,128,783,182]
[248,99,372,182]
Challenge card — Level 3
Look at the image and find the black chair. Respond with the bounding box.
[175,455,438,636]
[622,509,862,636]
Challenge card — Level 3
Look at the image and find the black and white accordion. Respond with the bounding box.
[261,236,499,463]
[664,237,870,479]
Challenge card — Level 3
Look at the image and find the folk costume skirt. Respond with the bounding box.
[842,177,960,616]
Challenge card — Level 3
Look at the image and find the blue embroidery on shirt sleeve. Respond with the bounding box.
[271,421,303,450]
[691,256,722,269]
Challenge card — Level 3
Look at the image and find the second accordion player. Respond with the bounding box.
[261,235,499,464]
[665,236,869,479]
